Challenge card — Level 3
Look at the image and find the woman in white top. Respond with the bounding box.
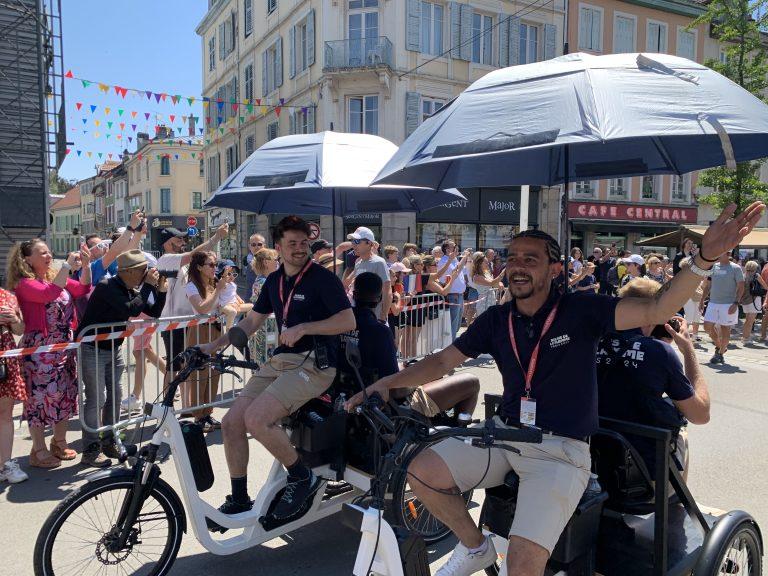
[570,247,584,275]
[468,251,505,317]
[740,260,768,343]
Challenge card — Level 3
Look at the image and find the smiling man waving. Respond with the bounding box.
[347,202,765,576]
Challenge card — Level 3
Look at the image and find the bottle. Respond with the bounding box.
[585,473,602,496]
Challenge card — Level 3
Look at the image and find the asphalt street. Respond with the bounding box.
[2,336,767,575]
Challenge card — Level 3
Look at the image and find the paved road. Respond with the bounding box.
[2,337,767,575]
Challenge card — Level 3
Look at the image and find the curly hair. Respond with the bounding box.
[188,251,217,299]
[6,239,54,290]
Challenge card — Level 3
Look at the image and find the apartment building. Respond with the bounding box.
[123,130,207,251]
[197,0,565,254]
[50,186,81,257]
[104,162,129,231]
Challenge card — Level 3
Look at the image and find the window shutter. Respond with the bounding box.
[499,13,509,67]
[219,22,226,59]
[509,17,521,65]
[406,0,421,52]
[405,91,420,137]
[307,9,316,66]
[544,23,557,60]
[579,8,590,49]
[289,111,296,135]
[262,50,268,96]
[289,26,296,79]
[308,106,316,132]
[450,2,461,59]
[276,37,283,87]
[459,4,473,61]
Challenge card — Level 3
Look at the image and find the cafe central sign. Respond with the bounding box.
[568,201,697,224]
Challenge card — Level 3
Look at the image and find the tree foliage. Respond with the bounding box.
[48,170,76,196]
[691,0,768,211]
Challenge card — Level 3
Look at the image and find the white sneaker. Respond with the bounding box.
[0,460,29,484]
[435,538,497,576]
[121,394,141,412]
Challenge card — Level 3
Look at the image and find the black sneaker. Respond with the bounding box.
[271,472,322,520]
[710,349,721,364]
[102,442,137,460]
[206,495,253,533]
[205,415,222,430]
[81,444,112,468]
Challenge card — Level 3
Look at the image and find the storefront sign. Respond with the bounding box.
[480,188,540,224]
[417,189,481,222]
[568,202,697,224]
[343,213,381,224]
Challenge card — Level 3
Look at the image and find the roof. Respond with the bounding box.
[97,161,121,175]
[51,186,81,211]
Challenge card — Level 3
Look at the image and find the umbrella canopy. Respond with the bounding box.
[373,52,768,189]
[204,131,466,214]
[636,225,768,248]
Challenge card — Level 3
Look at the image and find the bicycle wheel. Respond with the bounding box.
[695,518,762,576]
[34,475,184,576]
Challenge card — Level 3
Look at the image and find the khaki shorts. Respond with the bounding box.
[240,352,336,413]
[405,387,441,418]
[430,416,591,554]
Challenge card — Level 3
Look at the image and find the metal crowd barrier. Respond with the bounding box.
[76,312,278,436]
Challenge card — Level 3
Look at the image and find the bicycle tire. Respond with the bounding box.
[34,475,184,576]
[694,517,762,576]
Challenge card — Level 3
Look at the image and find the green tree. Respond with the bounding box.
[691,0,768,211]
[48,170,75,196]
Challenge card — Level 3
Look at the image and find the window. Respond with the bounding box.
[578,5,602,51]
[472,13,493,65]
[421,2,444,56]
[719,48,729,64]
[264,41,280,94]
[199,158,205,177]
[671,174,690,202]
[349,0,378,8]
[160,156,170,176]
[209,36,216,71]
[349,95,378,135]
[160,188,171,214]
[520,23,539,64]
[145,160,149,178]
[296,19,309,72]
[574,180,595,197]
[267,121,279,141]
[646,21,667,53]
[421,97,444,123]
[641,175,658,201]
[207,155,221,193]
[244,64,253,101]
[192,192,203,210]
[245,135,255,156]
[677,28,695,60]
[117,209,124,224]
[268,0,277,13]
[613,14,635,53]
[244,0,252,37]
[608,178,628,199]
[225,145,239,176]
[145,190,152,213]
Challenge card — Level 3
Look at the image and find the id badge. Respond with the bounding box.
[520,397,537,426]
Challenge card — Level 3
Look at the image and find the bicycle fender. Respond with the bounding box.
[694,509,762,573]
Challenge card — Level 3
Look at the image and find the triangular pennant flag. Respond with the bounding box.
[261,106,267,115]
[131,111,137,118]
[187,97,195,106]
[128,137,133,143]
[156,154,161,160]
[203,100,209,108]
[174,154,179,160]
[108,153,113,160]
[199,128,204,134]
[117,135,122,140]
[279,98,285,106]
[107,121,113,129]
[229,127,236,134]
[82,80,91,88]
[119,122,125,130]
[160,93,167,102]
[144,113,150,120]
[246,104,253,113]
[118,109,124,116]
[98,152,103,158]
[301,106,307,115]
[191,152,196,159]
[206,138,211,144]
[76,150,82,157]
[169,115,175,123]
[172,95,180,104]
[182,115,187,122]
[94,131,100,137]
[217,116,223,124]
[118,154,123,160]
[90,105,97,113]
[98,83,109,93]
[104,107,111,115]
[65,148,71,155]
[275,106,282,117]
[82,118,87,125]
[255,99,261,106]
[65,70,73,78]
[232,103,239,112]
[219,127,224,134]
[87,151,92,158]
[75,102,82,111]
[94,119,101,127]
[154,93,162,103]
[145,90,153,100]
[239,116,244,123]
[114,86,121,96]
[137,153,142,160]
[131,124,137,131]
[217,100,224,111]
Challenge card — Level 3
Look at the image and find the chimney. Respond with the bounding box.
[137,132,150,150]
[188,115,197,137]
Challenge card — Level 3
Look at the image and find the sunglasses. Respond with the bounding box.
[203,262,216,268]
[351,239,369,245]
[250,242,264,247]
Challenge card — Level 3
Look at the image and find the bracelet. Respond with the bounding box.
[697,248,719,263]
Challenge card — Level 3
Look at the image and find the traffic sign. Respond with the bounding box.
[187,216,197,227]
[187,226,198,237]
[308,222,321,241]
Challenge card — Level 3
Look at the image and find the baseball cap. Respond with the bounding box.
[621,254,645,266]
[310,239,332,254]
[389,262,412,273]
[159,227,188,246]
[347,226,375,242]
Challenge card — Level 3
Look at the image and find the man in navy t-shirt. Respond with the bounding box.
[345,200,763,576]
[200,216,354,529]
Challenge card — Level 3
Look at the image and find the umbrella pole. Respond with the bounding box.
[332,188,337,274]
[561,145,571,289]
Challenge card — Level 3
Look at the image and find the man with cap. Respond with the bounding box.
[310,239,332,261]
[156,223,229,375]
[77,250,168,467]
[620,254,645,288]
[346,226,391,322]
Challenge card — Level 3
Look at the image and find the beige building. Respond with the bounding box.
[197,0,565,254]
[51,186,81,257]
[123,130,207,251]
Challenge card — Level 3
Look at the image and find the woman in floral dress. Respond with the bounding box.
[0,287,28,483]
[7,239,91,468]
[249,248,279,365]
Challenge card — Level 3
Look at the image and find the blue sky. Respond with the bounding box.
[58,0,207,182]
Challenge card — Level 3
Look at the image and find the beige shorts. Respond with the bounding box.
[405,387,441,418]
[240,352,336,413]
[430,417,591,554]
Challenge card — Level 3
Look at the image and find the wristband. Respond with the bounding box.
[126,225,135,233]
[697,248,719,263]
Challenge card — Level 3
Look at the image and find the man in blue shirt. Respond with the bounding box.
[83,209,146,285]
[346,201,763,576]
[438,240,469,340]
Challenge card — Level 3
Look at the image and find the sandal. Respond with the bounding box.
[30,448,62,469]
[50,439,77,461]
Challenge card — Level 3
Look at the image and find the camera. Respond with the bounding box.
[158,270,179,280]
[651,316,682,340]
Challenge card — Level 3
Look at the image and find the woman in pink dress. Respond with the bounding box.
[7,239,91,468]
[0,287,27,483]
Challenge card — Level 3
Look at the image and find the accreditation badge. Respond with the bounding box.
[520,397,537,426]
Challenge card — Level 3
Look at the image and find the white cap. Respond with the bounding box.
[621,254,645,266]
[347,226,375,242]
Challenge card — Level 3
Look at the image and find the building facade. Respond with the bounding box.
[123,130,207,251]
[50,186,81,257]
[197,0,565,254]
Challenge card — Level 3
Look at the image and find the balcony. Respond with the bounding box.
[324,37,393,71]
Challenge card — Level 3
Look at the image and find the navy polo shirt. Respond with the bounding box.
[454,290,619,438]
[254,261,351,366]
[338,306,399,384]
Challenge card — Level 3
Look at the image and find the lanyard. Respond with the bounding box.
[278,259,313,328]
[507,300,560,397]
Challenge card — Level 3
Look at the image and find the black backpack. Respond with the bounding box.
[749,273,767,298]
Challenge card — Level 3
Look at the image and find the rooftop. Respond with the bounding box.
[51,186,81,211]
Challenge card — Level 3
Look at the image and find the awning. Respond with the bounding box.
[635,225,768,248]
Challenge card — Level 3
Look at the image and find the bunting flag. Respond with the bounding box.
[90,105,97,113]
[118,109,124,116]
[131,111,137,118]
[65,70,73,78]
[75,102,82,111]
[104,107,111,115]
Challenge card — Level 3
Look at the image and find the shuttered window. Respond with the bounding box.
[519,23,538,64]
[578,6,602,51]
[472,13,493,64]
[646,21,667,53]
[420,2,444,56]
[677,28,695,60]
[613,14,635,53]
